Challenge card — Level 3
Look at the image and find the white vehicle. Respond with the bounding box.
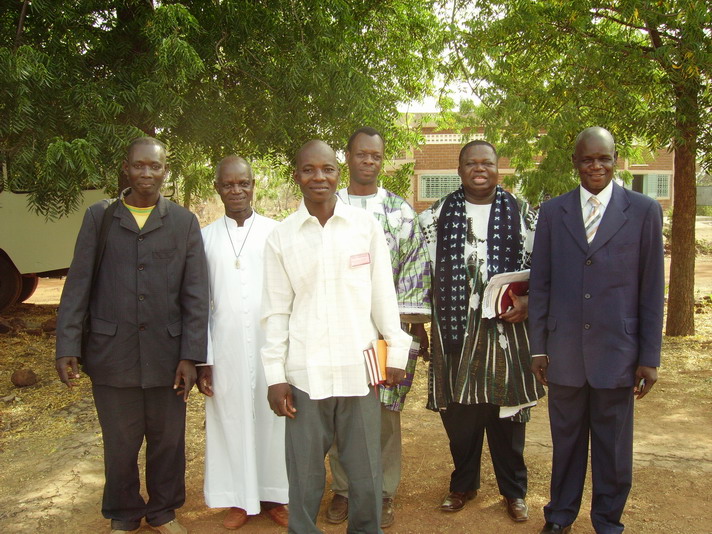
[0,188,106,311]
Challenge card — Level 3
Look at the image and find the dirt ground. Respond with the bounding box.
[1,222,711,534]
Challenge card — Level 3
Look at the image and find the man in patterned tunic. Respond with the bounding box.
[419,140,544,522]
[326,127,431,528]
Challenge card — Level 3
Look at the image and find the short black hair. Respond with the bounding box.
[346,127,385,152]
[459,140,497,165]
[126,136,167,159]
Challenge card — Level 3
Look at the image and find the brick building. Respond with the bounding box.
[391,125,674,212]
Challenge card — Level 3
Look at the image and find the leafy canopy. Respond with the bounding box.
[443,0,710,202]
[0,0,443,217]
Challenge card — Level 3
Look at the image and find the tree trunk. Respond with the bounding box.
[665,87,698,336]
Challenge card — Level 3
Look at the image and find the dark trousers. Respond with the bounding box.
[545,383,634,534]
[92,385,186,530]
[286,386,383,534]
[440,402,527,498]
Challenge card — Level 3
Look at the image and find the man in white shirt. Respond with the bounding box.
[197,156,288,530]
[328,127,431,529]
[261,140,412,534]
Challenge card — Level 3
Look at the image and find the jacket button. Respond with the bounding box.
[139,324,146,331]
[138,264,145,271]
[584,293,591,299]
[138,236,144,242]
[138,294,145,301]
[585,259,592,265]
[584,323,591,329]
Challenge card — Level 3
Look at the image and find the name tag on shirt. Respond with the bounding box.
[350,252,371,268]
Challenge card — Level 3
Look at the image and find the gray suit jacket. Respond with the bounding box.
[56,192,209,388]
[528,183,664,389]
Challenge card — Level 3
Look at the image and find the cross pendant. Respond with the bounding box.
[235,258,241,269]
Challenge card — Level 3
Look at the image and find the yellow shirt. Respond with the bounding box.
[122,199,155,230]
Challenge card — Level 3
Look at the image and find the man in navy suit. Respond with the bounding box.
[529,127,664,534]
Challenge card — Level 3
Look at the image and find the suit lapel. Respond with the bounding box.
[587,182,629,258]
[117,201,140,233]
[116,192,168,235]
[140,196,168,235]
[561,187,589,254]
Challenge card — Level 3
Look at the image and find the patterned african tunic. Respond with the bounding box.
[419,193,544,421]
[337,187,431,411]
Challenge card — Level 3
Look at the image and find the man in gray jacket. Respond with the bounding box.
[56,137,209,534]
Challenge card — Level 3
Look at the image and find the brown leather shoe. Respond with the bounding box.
[504,497,529,522]
[264,504,289,528]
[439,490,477,512]
[381,497,395,528]
[223,507,248,530]
[326,494,348,524]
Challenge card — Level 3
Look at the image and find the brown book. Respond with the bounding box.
[363,339,388,386]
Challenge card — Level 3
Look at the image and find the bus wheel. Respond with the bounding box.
[18,273,39,303]
[0,255,22,312]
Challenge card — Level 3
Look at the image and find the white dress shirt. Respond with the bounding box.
[580,180,613,221]
[260,200,412,400]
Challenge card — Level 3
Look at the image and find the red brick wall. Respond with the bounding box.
[409,141,674,212]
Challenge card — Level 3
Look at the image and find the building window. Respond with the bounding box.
[654,174,670,198]
[423,133,484,145]
[631,173,670,199]
[419,174,461,200]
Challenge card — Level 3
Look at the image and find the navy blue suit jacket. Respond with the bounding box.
[528,183,664,389]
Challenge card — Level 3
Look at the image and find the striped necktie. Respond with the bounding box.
[585,196,602,244]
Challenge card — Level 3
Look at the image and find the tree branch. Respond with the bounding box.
[14,0,30,51]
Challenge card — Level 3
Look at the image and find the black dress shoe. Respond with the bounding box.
[439,490,477,512]
[539,521,572,533]
[503,497,529,522]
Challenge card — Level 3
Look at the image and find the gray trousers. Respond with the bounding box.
[329,405,401,498]
[286,386,383,534]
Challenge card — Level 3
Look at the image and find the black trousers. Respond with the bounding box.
[440,402,527,498]
[92,385,186,530]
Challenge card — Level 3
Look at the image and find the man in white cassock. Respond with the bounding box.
[197,156,289,530]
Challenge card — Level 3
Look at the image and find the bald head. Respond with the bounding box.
[215,155,252,182]
[574,127,615,154]
[295,140,338,168]
[573,127,618,195]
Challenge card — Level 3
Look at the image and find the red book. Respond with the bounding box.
[495,280,530,317]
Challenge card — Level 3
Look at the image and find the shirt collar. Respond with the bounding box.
[224,210,255,229]
[580,180,613,209]
[294,196,344,228]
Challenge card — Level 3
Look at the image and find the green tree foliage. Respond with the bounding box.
[446,0,711,335]
[0,0,442,216]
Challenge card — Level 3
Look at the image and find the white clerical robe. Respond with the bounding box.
[202,212,288,513]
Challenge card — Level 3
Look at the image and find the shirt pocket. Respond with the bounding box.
[152,248,177,260]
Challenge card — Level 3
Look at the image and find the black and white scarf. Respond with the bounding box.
[434,185,523,356]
